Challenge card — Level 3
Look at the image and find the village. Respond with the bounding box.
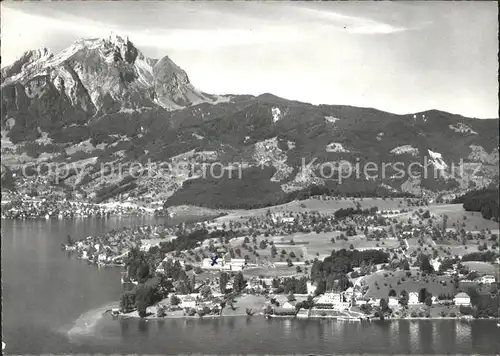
[61,197,499,322]
[0,196,165,219]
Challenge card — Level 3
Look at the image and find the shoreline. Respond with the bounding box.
[113,311,499,322]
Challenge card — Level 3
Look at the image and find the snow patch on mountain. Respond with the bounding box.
[412,114,427,123]
[5,118,16,131]
[325,116,339,124]
[272,107,282,123]
[287,141,296,150]
[253,137,293,182]
[380,183,398,193]
[449,123,478,135]
[281,164,324,193]
[427,149,448,171]
[391,145,419,156]
[65,139,106,155]
[468,145,499,165]
[326,142,349,153]
[192,133,204,140]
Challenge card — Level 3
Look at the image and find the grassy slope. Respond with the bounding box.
[362,270,456,299]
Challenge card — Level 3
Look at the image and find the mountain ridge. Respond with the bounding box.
[1,35,499,207]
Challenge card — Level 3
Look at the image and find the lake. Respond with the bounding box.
[2,218,500,354]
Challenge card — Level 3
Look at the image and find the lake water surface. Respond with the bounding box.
[2,218,499,354]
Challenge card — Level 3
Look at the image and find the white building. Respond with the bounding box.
[453,292,471,306]
[388,297,399,308]
[228,258,246,271]
[344,287,354,300]
[431,259,441,272]
[408,292,420,305]
[306,281,317,296]
[316,293,350,311]
[179,295,197,309]
[481,275,496,284]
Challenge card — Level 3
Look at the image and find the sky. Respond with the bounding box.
[1,1,498,118]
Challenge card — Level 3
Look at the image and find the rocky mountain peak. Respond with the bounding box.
[1,35,224,119]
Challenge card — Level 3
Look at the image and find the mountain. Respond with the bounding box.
[1,35,499,208]
[1,34,224,142]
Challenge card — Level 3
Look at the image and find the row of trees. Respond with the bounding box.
[271,277,309,294]
[461,251,498,262]
[334,206,379,219]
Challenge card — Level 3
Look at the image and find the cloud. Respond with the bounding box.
[1,4,307,63]
[294,7,410,34]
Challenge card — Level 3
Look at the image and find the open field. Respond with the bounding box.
[243,266,307,278]
[394,204,499,231]
[461,261,498,275]
[405,239,481,258]
[225,231,400,265]
[215,197,414,222]
[292,232,400,259]
[362,270,456,299]
[221,294,268,316]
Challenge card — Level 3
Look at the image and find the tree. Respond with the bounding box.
[389,289,397,297]
[120,291,135,313]
[135,283,154,318]
[233,271,246,292]
[380,298,389,312]
[296,277,308,294]
[137,263,150,283]
[271,245,277,258]
[200,285,212,299]
[399,290,409,307]
[418,288,428,303]
[337,273,350,292]
[418,254,434,274]
[219,272,229,294]
[425,295,433,307]
[170,294,181,306]
[264,304,273,315]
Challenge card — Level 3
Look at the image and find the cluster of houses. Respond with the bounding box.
[66,224,177,265]
[1,199,157,219]
[176,293,224,310]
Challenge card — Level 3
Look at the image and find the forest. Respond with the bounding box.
[452,187,499,221]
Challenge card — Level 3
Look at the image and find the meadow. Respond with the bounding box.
[362,270,456,299]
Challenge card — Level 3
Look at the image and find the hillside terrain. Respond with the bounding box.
[1,35,499,208]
